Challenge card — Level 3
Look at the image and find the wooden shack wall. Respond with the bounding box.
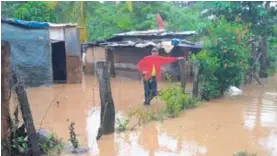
[111,47,151,79]
[84,45,193,81]
[85,47,106,74]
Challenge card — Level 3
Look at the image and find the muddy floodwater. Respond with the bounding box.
[23,75,276,156]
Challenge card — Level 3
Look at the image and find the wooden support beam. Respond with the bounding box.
[105,48,116,78]
[192,62,200,98]
[179,59,186,93]
[12,72,41,156]
[95,61,115,140]
[1,41,11,146]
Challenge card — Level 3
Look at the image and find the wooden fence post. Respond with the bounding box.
[1,41,11,147]
[12,72,41,155]
[105,48,116,78]
[192,62,200,98]
[95,61,115,140]
[179,59,186,93]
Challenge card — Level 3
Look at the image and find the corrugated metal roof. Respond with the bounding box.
[114,29,197,37]
[85,39,203,50]
[48,23,78,27]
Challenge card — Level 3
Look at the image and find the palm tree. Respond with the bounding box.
[47,1,89,43]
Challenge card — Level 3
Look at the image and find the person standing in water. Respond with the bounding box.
[137,47,184,105]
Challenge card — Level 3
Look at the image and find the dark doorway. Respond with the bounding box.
[51,41,67,83]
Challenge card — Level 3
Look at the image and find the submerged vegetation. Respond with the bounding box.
[116,85,200,132]
[39,133,64,155]
[116,106,163,132]
[233,151,257,156]
[159,86,199,117]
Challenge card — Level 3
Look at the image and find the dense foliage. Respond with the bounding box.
[13,2,57,23]
[203,2,277,77]
[1,1,208,41]
[205,2,277,36]
[268,36,277,75]
[193,19,251,100]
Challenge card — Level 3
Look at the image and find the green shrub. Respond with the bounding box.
[194,18,251,100]
[159,86,199,117]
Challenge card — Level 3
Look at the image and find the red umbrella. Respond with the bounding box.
[156,13,165,30]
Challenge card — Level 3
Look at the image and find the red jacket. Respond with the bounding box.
[137,55,179,80]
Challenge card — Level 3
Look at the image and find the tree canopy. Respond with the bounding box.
[13,1,57,23]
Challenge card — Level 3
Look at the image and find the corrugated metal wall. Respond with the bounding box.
[64,27,82,83]
[64,27,81,56]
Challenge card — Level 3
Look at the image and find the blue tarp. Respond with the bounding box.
[1,18,49,29]
[2,21,53,87]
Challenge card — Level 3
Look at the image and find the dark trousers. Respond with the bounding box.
[143,76,157,105]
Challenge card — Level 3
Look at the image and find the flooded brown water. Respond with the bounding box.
[23,75,277,155]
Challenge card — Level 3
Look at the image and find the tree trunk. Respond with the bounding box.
[105,48,116,78]
[95,61,115,140]
[248,41,258,83]
[192,62,200,98]
[259,36,269,78]
[178,59,186,93]
[247,70,262,85]
[12,72,41,156]
[1,41,12,153]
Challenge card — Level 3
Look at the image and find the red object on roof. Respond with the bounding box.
[156,13,165,29]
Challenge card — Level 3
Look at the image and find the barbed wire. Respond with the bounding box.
[38,84,65,131]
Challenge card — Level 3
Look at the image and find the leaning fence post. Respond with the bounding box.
[12,72,41,155]
[95,61,115,140]
[192,62,200,98]
[179,58,186,93]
